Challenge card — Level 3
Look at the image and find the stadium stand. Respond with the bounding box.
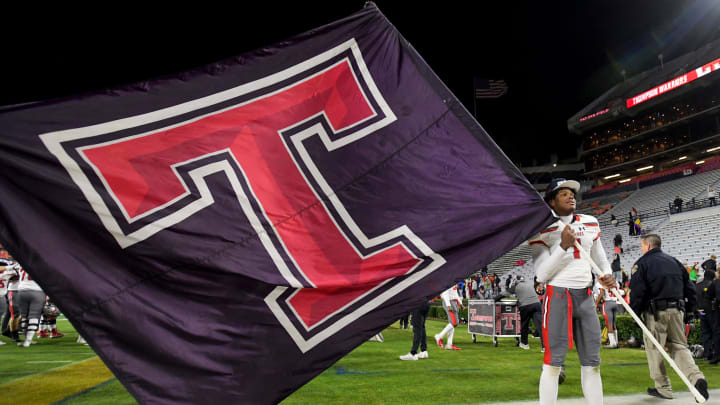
[487,242,531,276]
[489,38,720,285]
[489,166,720,283]
[576,191,630,215]
[568,38,720,184]
[597,168,720,221]
[658,208,720,265]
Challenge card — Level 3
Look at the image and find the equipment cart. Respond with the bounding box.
[468,298,521,347]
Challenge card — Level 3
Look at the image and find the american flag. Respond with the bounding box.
[474,78,508,98]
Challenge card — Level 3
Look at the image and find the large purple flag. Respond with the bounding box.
[0,4,552,404]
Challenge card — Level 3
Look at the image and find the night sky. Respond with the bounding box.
[3,1,720,167]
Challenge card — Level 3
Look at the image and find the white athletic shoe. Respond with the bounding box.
[18,340,31,348]
[399,353,418,361]
[417,351,429,359]
[519,343,530,350]
[0,340,5,346]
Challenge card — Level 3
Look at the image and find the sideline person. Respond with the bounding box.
[630,234,709,401]
[399,300,430,360]
[434,285,463,351]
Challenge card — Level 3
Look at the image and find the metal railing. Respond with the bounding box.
[599,196,720,229]
[667,196,720,215]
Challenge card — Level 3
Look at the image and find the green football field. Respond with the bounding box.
[2,317,720,405]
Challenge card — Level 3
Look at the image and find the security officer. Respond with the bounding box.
[630,234,709,401]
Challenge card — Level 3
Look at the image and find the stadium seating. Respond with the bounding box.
[576,191,631,216]
[596,168,720,222]
[490,167,720,282]
[487,242,531,276]
[655,207,720,266]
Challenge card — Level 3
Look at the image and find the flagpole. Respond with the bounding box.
[472,81,477,119]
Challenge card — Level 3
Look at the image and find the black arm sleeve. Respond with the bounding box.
[680,261,697,312]
[630,264,646,314]
[708,281,717,302]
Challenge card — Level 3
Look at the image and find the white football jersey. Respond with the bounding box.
[594,279,621,302]
[0,267,16,296]
[530,213,611,289]
[16,264,42,291]
[441,285,462,307]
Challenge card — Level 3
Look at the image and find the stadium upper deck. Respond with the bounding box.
[568,38,720,182]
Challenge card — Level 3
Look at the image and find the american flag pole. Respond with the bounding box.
[474,78,508,99]
[473,79,477,118]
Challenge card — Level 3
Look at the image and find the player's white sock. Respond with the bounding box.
[439,323,453,339]
[539,364,561,405]
[607,333,616,347]
[580,366,603,405]
[446,326,455,347]
[25,318,39,343]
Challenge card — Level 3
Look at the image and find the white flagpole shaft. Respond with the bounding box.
[571,237,705,403]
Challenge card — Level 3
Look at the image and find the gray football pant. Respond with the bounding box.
[602,300,617,328]
[542,285,601,367]
[16,290,45,322]
[443,300,460,326]
[643,308,704,398]
[0,294,6,330]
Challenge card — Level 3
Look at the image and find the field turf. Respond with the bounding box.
[2,318,719,405]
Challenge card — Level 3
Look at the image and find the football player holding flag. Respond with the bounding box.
[529,179,616,405]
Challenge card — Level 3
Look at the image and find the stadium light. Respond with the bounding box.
[618,179,631,183]
[697,160,706,165]
[552,163,557,167]
[636,165,654,172]
[678,156,687,160]
[603,174,620,179]
[706,146,720,152]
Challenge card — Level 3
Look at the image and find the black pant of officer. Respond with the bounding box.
[644,304,705,398]
[700,309,716,360]
[709,309,720,363]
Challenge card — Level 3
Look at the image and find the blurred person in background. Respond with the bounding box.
[511,275,543,351]
[696,270,716,361]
